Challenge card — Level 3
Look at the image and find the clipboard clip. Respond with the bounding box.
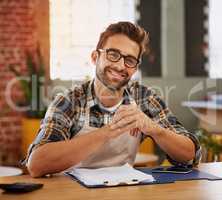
[103,179,139,186]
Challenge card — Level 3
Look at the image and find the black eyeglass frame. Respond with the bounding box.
[97,48,141,68]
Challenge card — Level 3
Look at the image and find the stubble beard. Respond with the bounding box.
[96,66,130,92]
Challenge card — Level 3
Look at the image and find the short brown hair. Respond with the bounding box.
[96,21,149,58]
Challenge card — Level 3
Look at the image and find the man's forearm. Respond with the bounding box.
[150,127,195,163]
[27,125,111,177]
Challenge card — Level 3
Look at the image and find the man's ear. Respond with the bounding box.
[91,50,98,65]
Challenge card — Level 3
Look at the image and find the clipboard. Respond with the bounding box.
[65,171,174,188]
[64,163,168,188]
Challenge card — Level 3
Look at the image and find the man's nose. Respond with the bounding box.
[114,57,125,70]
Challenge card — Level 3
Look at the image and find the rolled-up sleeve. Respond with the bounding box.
[140,87,201,166]
[158,110,201,166]
[163,114,201,166]
[23,93,76,165]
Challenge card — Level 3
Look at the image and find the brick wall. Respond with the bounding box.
[0,0,38,165]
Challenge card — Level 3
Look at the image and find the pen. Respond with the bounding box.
[125,88,140,137]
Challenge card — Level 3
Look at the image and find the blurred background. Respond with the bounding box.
[0,0,222,167]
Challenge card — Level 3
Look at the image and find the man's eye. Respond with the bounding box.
[108,52,120,59]
[125,57,136,65]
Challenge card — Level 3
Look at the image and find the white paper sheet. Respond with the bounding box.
[0,166,22,177]
[67,163,155,186]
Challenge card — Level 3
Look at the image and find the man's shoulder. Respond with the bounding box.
[69,80,90,97]
[55,80,90,102]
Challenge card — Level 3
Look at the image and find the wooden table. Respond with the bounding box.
[1,162,222,200]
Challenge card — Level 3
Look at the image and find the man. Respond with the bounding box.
[25,21,201,177]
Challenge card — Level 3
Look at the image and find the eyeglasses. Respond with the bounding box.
[97,48,140,68]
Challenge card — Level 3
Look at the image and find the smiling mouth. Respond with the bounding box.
[106,69,127,80]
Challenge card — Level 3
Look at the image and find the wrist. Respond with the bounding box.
[144,121,164,137]
[152,124,163,135]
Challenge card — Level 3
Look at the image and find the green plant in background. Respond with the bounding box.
[9,45,46,118]
[195,128,222,161]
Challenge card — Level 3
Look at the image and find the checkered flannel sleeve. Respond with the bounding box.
[23,92,77,165]
[139,87,201,166]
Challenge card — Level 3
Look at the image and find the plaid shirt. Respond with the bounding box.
[25,80,201,166]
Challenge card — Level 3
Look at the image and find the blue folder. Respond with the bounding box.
[139,168,222,183]
[66,167,222,188]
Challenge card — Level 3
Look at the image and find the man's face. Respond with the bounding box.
[93,34,140,91]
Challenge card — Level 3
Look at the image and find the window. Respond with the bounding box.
[209,0,222,78]
[137,0,161,77]
[50,0,137,80]
[185,0,222,78]
[185,0,208,77]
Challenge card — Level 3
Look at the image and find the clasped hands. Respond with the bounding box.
[109,103,160,138]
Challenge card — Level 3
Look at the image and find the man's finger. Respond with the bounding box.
[112,109,137,123]
[117,121,138,134]
[116,104,136,113]
[111,115,137,130]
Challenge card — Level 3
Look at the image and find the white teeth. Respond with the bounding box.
[109,69,125,79]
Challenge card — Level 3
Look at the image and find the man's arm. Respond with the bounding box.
[27,125,109,177]
[146,124,195,163]
[27,121,136,178]
[111,104,199,165]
